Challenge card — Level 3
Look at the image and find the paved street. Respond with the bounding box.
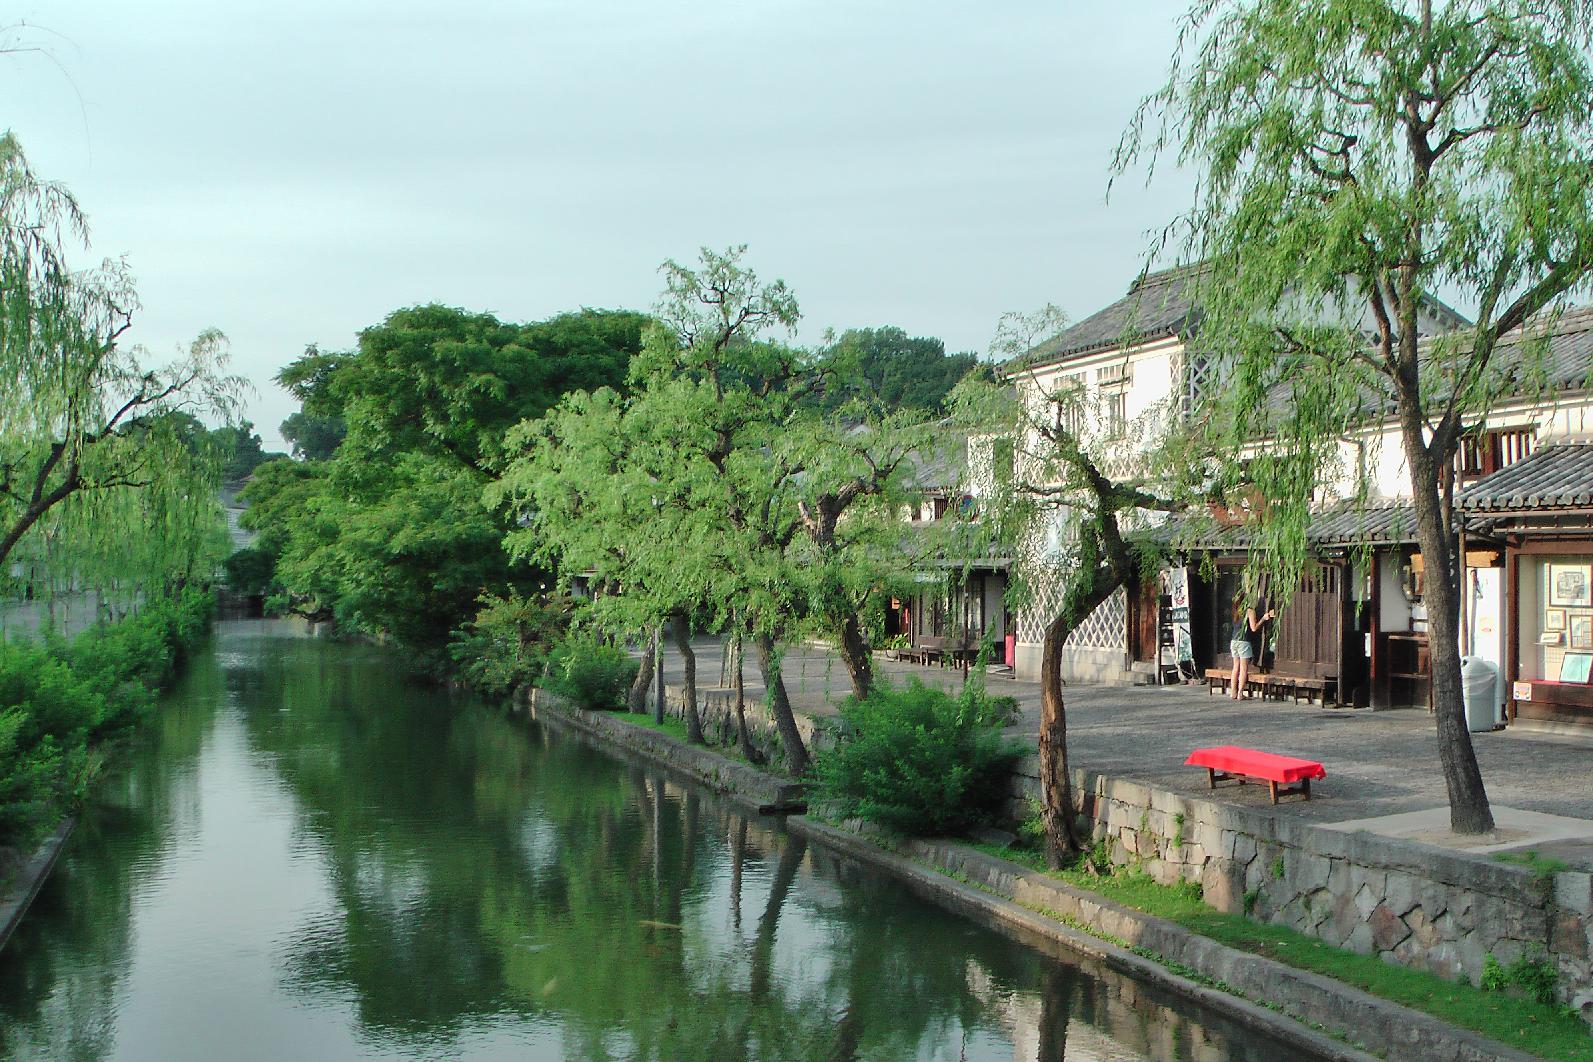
[659,638,1593,827]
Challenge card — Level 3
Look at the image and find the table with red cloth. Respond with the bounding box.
[1184,745,1326,803]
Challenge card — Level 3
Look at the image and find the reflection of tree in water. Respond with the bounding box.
[2,630,1305,1062]
[0,641,228,1060]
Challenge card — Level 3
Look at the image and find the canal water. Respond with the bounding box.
[0,621,1311,1061]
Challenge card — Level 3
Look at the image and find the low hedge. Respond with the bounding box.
[0,588,215,848]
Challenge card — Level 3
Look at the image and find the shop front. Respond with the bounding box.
[1460,442,1593,729]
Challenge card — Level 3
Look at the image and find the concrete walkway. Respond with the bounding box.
[661,638,1593,841]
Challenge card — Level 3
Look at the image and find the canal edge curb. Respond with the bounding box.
[518,695,1541,1062]
[0,818,76,955]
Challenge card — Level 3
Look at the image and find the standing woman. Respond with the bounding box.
[1228,593,1276,700]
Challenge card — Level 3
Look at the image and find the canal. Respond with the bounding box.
[0,621,1310,1060]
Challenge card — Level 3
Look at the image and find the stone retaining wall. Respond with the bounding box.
[1007,757,1593,1012]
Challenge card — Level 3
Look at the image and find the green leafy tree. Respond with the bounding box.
[279,410,346,461]
[815,326,982,413]
[503,248,947,769]
[248,307,645,672]
[1117,0,1593,832]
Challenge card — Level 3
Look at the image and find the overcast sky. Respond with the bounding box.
[6,1,1195,451]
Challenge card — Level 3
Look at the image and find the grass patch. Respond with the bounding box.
[1496,850,1571,881]
[968,841,1591,1061]
[617,712,691,744]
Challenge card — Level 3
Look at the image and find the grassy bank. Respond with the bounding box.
[971,841,1590,1061]
[0,589,216,856]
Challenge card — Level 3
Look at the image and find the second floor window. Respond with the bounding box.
[1105,390,1127,436]
[1458,428,1534,480]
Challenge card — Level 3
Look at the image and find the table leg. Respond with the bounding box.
[1268,780,1279,804]
[1303,778,1311,801]
[1206,767,1216,790]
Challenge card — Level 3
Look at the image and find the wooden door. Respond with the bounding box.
[1272,564,1343,678]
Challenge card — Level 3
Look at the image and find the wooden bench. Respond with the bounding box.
[1205,668,1271,698]
[1185,745,1326,804]
[1204,669,1339,706]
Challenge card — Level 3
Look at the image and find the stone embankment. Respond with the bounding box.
[650,669,1593,1015]
[0,820,75,954]
[1003,759,1593,1013]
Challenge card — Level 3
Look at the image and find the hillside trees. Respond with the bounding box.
[1117,0,1593,833]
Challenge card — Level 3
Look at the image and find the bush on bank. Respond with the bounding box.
[0,589,215,850]
[541,636,634,711]
[813,678,1022,836]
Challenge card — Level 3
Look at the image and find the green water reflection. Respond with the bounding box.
[0,621,1307,1061]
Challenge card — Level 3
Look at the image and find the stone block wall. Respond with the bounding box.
[1007,758,1593,1011]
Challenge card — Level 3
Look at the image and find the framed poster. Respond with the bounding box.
[1546,608,1567,631]
[1574,616,1593,651]
[1549,563,1593,608]
[1561,652,1593,684]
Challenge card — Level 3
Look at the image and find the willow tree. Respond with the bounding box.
[0,134,239,590]
[1117,0,1593,833]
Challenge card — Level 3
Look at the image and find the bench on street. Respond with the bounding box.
[1185,745,1326,804]
[1205,668,1338,706]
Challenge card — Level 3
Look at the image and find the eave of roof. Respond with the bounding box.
[1153,500,1419,551]
[1459,442,1593,513]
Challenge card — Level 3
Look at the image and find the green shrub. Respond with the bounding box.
[542,637,635,711]
[813,677,1022,836]
[449,591,572,696]
[0,589,215,849]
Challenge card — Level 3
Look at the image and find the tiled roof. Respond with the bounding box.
[1007,266,1474,376]
[1459,442,1593,512]
[1009,265,1205,371]
[1153,500,1418,550]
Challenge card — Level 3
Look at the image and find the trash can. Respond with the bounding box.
[1460,656,1499,732]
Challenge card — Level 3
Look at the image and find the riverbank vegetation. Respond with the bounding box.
[1,135,238,861]
[813,678,1022,835]
[0,589,216,853]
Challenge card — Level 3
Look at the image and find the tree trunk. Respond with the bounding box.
[671,613,705,744]
[626,626,659,713]
[834,611,874,701]
[731,633,765,764]
[755,635,810,774]
[1408,447,1494,834]
[1039,612,1084,867]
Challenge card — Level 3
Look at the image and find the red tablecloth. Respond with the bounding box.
[1185,745,1326,783]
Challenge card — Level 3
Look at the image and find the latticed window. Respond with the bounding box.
[1457,428,1534,481]
[1016,571,1128,652]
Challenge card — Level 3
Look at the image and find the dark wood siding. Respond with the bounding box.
[1272,564,1343,679]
